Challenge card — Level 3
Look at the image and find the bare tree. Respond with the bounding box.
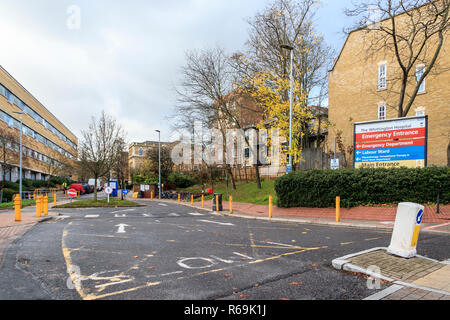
[78,111,125,201]
[345,0,450,117]
[0,126,19,186]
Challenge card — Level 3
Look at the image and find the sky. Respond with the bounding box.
[0,0,356,144]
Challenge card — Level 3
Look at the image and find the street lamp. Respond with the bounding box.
[155,130,161,200]
[280,44,294,174]
[12,111,23,200]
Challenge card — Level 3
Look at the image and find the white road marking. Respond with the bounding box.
[85,215,99,218]
[142,214,152,217]
[169,213,180,217]
[188,212,204,216]
[111,209,136,214]
[158,203,168,207]
[265,241,298,248]
[210,255,234,264]
[114,214,127,218]
[177,257,217,269]
[233,252,254,260]
[160,271,183,277]
[115,223,131,233]
[198,220,234,226]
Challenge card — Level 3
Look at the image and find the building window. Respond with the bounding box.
[378,63,387,90]
[415,107,426,117]
[138,148,143,156]
[416,65,426,93]
[378,104,386,120]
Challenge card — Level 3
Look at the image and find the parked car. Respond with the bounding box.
[82,184,93,194]
[70,184,85,195]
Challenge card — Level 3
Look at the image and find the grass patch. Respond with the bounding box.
[0,199,37,209]
[178,180,277,205]
[54,199,143,208]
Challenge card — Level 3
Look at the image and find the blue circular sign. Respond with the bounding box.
[416,209,424,225]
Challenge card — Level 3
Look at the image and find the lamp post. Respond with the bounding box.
[155,130,161,200]
[12,111,23,200]
[280,44,294,174]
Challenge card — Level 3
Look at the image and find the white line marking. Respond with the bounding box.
[115,224,130,233]
[265,241,297,248]
[160,271,183,277]
[188,212,204,216]
[198,220,234,226]
[114,214,127,218]
[112,209,136,214]
[142,214,152,217]
[210,255,234,264]
[233,252,254,260]
[169,213,180,217]
[85,215,99,218]
[158,203,168,207]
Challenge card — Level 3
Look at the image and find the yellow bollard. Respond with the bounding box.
[269,196,273,218]
[151,192,154,200]
[216,194,219,212]
[36,196,42,218]
[65,190,67,198]
[14,194,21,222]
[44,196,48,216]
[229,195,233,214]
[54,193,57,206]
[336,196,341,222]
[178,193,181,203]
[191,194,194,206]
[40,196,45,215]
[201,195,204,209]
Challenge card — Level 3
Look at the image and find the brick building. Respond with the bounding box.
[0,65,78,182]
[327,4,450,167]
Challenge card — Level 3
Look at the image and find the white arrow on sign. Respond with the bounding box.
[115,223,131,233]
[198,220,234,226]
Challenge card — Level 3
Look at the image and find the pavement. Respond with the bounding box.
[0,194,448,300]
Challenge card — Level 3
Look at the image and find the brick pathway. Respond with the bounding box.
[381,287,450,300]
[191,200,450,224]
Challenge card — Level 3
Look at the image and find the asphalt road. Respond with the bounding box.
[0,199,448,300]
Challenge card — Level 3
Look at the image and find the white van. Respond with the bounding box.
[88,179,102,191]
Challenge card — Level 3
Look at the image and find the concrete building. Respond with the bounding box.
[327,4,450,167]
[128,141,175,174]
[0,65,78,182]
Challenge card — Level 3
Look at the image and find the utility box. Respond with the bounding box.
[213,193,223,211]
[387,202,425,258]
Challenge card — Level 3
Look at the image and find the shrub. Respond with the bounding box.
[1,188,18,202]
[168,172,197,188]
[275,167,450,208]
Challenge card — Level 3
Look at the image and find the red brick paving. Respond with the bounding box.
[193,200,450,224]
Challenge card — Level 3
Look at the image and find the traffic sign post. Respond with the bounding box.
[67,189,77,204]
[104,186,113,203]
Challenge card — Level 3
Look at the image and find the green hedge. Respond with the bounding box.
[275,167,450,208]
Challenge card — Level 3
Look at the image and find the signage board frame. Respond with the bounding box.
[353,116,428,169]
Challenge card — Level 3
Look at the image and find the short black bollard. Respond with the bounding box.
[436,184,441,215]
[213,193,223,212]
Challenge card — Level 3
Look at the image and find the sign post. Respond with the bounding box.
[105,186,113,203]
[67,189,77,204]
[354,116,428,169]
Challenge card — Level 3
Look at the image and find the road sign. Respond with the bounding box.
[105,186,113,195]
[122,189,129,195]
[286,164,293,174]
[67,189,77,198]
[354,116,427,169]
[331,159,339,170]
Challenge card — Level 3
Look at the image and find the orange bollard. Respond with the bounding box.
[201,195,204,209]
[178,193,181,203]
[54,193,57,206]
[36,196,42,218]
[14,194,21,222]
[336,196,341,222]
[269,196,273,218]
[151,192,154,200]
[229,195,233,214]
[44,196,48,216]
[191,194,194,206]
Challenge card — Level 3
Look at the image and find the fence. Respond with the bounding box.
[297,148,347,171]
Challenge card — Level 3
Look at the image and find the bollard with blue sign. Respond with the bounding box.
[387,202,425,258]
